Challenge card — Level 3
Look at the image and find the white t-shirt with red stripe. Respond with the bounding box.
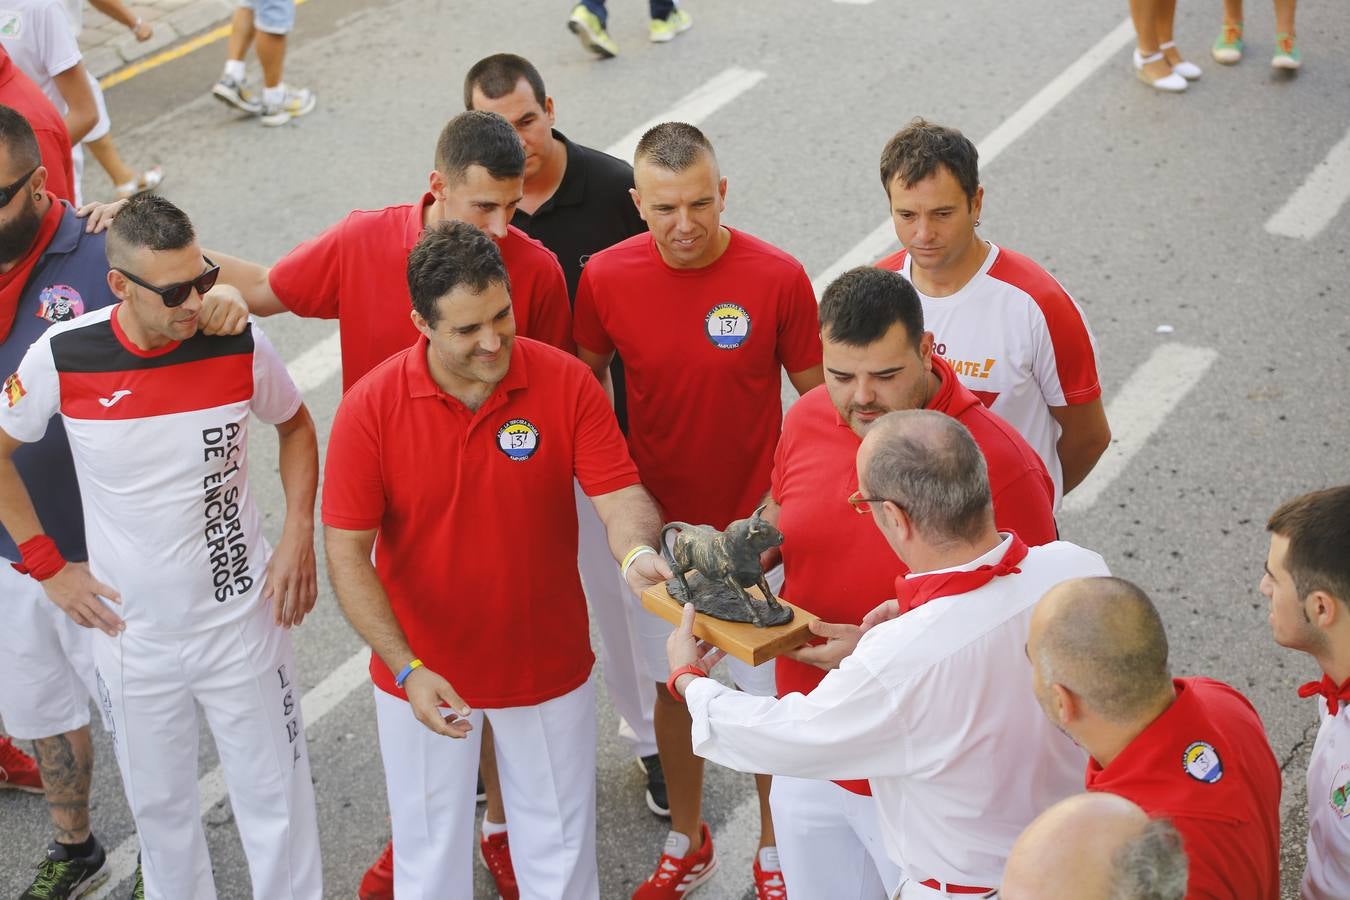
[877,244,1101,507]
[0,306,301,634]
[1305,698,1350,899]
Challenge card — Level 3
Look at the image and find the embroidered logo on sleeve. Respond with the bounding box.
[37,284,85,323]
[705,303,750,349]
[1182,741,1224,783]
[497,418,540,461]
[3,373,25,408]
[1330,764,1350,818]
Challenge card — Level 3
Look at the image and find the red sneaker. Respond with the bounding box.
[0,736,42,793]
[479,830,519,900]
[632,823,718,899]
[357,840,394,900]
[753,854,787,900]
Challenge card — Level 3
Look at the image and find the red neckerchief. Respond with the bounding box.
[894,533,1029,613]
[1298,674,1350,716]
[0,199,64,343]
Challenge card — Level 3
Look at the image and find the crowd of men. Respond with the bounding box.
[0,46,1346,900]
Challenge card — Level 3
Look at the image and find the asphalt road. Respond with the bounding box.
[2,0,1349,898]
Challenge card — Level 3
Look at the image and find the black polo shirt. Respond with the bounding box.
[513,130,646,431]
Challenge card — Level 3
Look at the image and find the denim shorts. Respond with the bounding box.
[239,0,295,34]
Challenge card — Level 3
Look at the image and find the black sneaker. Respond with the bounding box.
[20,840,110,899]
[638,754,669,817]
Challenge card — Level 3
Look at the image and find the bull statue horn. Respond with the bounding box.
[751,503,767,522]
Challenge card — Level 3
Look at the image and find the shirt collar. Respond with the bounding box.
[42,203,84,261]
[404,334,530,404]
[902,533,1014,579]
[404,193,435,252]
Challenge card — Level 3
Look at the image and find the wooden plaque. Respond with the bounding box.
[641,582,818,667]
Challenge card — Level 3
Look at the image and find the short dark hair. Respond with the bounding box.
[106,194,195,270]
[0,104,41,173]
[818,267,925,350]
[862,410,992,544]
[634,122,715,171]
[406,221,510,327]
[1268,486,1350,607]
[879,118,980,202]
[463,53,547,110]
[434,111,525,183]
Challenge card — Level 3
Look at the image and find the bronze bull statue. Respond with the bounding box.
[659,505,792,628]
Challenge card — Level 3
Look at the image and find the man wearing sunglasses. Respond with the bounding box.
[748,266,1057,898]
[0,108,249,900]
[0,194,322,899]
[666,409,1107,899]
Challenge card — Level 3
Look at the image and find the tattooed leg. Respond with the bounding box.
[32,726,93,844]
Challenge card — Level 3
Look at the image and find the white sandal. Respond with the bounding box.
[1133,49,1187,92]
[114,166,164,200]
[1160,41,1202,80]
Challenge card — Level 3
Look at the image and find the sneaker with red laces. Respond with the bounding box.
[357,841,394,900]
[753,851,787,900]
[479,830,519,900]
[632,823,718,899]
[0,736,43,793]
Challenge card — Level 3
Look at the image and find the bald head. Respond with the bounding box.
[1030,577,1172,724]
[858,409,992,544]
[1002,793,1187,900]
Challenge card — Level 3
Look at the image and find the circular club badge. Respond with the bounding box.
[705,303,751,349]
[37,284,85,323]
[1182,741,1223,783]
[496,419,540,461]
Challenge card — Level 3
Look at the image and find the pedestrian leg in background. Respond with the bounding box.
[646,0,692,44]
[82,74,162,200]
[1128,0,1188,91]
[213,0,316,125]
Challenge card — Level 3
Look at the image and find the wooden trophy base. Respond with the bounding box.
[641,582,818,666]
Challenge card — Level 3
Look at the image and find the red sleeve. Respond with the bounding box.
[989,468,1057,546]
[522,253,574,353]
[777,264,823,373]
[321,385,386,531]
[571,265,615,356]
[571,363,640,496]
[268,215,351,320]
[34,127,73,204]
[1030,281,1101,407]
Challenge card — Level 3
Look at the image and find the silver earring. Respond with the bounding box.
[975,218,981,226]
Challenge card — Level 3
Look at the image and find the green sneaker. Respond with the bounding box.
[649,8,693,43]
[1211,21,1243,64]
[568,5,618,58]
[1272,33,1301,70]
[20,841,110,899]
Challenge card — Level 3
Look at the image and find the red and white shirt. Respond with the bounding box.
[686,537,1107,889]
[322,336,640,708]
[877,244,1101,507]
[0,307,301,634]
[268,194,573,391]
[1304,695,1350,899]
[573,228,821,528]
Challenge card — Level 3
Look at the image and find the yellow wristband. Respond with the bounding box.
[621,544,658,579]
[394,657,423,688]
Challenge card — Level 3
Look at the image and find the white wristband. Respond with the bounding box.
[621,545,657,580]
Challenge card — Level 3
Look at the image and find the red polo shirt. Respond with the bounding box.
[772,355,1057,794]
[269,193,573,391]
[1087,677,1282,900]
[573,228,821,527]
[321,336,640,707]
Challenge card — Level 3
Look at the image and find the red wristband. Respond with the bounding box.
[667,664,707,703]
[11,534,66,581]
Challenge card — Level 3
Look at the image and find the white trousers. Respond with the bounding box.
[770,775,902,899]
[94,599,322,900]
[894,880,994,899]
[376,680,599,900]
[0,565,100,739]
[575,482,656,756]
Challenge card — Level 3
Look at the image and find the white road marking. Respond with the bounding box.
[286,330,343,394]
[1265,124,1350,240]
[91,652,372,897]
[1061,343,1219,514]
[603,66,767,163]
[810,16,1136,297]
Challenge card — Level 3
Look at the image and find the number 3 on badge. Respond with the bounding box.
[496,419,540,461]
[705,303,750,349]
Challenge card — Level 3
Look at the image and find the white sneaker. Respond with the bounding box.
[260,87,317,126]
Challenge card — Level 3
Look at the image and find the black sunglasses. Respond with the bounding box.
[0,166,38,208]
[115,257,221,308]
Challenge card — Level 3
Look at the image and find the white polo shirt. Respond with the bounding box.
[1305,697,1350,899]
[686,536,1109,889]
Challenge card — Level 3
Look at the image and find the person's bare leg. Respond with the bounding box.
[480,719,506,826]
[1155,0,1188,64]
[754,773,776,850]
[1129,0,1173,79]
[226,7,256,63]
[1222,0,1244,25]
[32,728,94,844]
[1274,0,1296,37]
[654,685,704,850]
[84,135,135,189]
[255,31,286,89]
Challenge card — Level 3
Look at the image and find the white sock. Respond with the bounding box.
[262,84,286,106]
[758,846,781,871]
[223,60,246,82]
[482,818,507,838]
[662,830,691,859]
